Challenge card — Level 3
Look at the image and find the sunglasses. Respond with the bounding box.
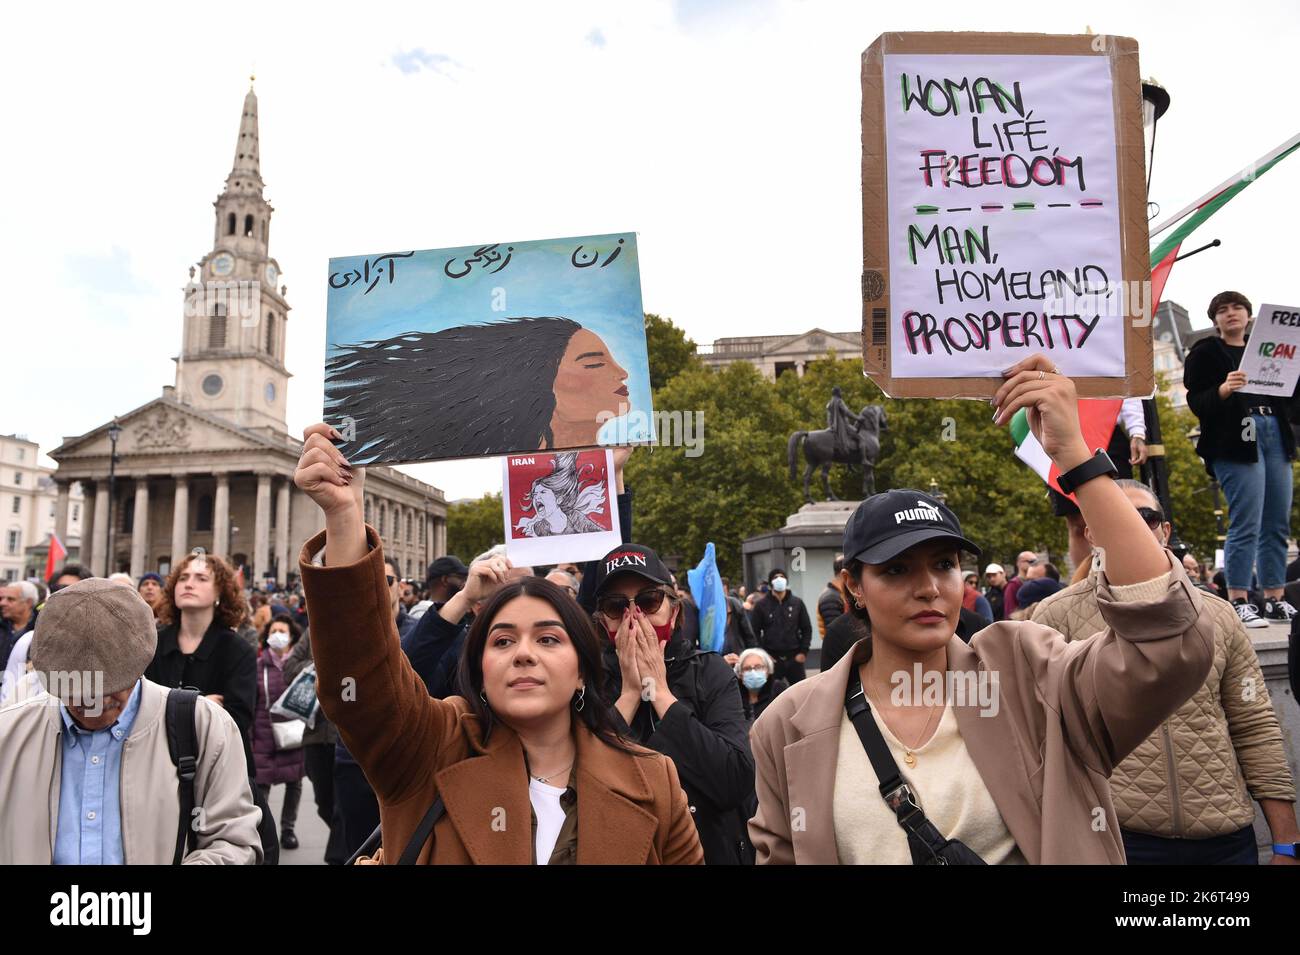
[386,575,396,586]
[1136,506,1165,527]
[597,588,667,618]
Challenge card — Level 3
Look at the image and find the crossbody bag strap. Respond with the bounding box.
[844,675,954,865]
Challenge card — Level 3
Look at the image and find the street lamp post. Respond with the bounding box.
[1140,79,1188,559]
[106,418,122,574]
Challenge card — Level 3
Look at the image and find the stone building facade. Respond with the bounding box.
[49,83,445,586]
[0,434,84,582]
[697,328,861,379]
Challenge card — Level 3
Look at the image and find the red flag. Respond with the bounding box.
[45,533,67,583]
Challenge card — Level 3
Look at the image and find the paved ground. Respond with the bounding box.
[266,777,332,865]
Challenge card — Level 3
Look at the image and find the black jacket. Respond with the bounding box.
[817,583,847,634]
[984,584,1005,621]
[750,592,812,657]
[1184,334,1298,475]
[721,596,757,657]
[147,621,258,774]
[599,632,756,865]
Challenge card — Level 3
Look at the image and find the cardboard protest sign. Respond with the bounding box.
[1239,303,1300,399]
[324,233,654,465]
[503,449,621,567]
[861,33,1153,398]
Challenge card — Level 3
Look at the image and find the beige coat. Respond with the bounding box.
[298,528,704,864]
[1032,575,1294,837]
[0,679,262,864]
[748,553,1213,864]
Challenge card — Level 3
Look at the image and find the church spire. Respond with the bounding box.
[223,76,263,195]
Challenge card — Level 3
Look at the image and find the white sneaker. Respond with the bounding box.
[1233,601,1269,629]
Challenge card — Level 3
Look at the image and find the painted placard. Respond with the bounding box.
[861,33,1153,399]
[503,449,621,567]
[324,233,654,465]
[1239,303,1300,398]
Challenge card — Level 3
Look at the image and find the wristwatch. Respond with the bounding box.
[1055,449,1119,496]
[1274,841,1299,858]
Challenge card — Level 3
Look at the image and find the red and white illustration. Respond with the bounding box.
[503,450,620,566]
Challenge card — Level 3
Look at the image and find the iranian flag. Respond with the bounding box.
[44,532,67,583]
[1149,131,1300,311]
[1009,132,1300,497]
[1012,399,1123,499]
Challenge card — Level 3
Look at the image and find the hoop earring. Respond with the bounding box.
[479,690,488,705]
[573,686,585,712]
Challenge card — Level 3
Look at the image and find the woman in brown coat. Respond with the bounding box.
[293,423,703,864]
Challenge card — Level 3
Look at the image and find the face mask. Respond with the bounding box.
[742,670,768,691]
[604,619,676,645]
[267,632,290,651]
[771,577,787,593]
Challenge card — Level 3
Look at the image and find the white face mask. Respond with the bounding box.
[267,632,290,651]
[771,577,788,593]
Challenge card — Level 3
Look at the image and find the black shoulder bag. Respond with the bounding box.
[844,676,986,866]
[347,795,446,865]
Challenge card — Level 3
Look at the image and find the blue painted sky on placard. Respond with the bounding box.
[324,232,653,443]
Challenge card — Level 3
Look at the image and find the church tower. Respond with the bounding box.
[176,78,291,435]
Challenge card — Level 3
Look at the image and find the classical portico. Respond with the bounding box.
[47,83,447,586]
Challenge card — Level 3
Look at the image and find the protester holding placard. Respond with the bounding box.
[1185,291,1299,626]
[292,423,702,864]
[748,354,1214,865]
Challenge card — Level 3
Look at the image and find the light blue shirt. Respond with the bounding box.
[53,680,143,865]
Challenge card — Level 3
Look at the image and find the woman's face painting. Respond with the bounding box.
[551,330,629,430]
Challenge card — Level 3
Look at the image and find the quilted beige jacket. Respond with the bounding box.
[1032,574,1294,837]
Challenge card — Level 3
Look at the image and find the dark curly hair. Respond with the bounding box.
[324,316,582,464]
[260,612,302,650]
[159,552,246,630]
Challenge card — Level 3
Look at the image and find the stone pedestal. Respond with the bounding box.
[741,501,860,651]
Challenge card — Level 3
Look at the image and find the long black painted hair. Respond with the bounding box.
[457,575,640,752]
[325,316,582,463]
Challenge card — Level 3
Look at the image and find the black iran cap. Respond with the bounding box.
[843,490,982,565]
[593,544,675,595]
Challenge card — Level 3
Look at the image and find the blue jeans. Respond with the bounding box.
[1213,415,1294,591]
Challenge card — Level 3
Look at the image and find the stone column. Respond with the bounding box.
[130,479,150,578]
[435,516,447,559]
[171,477,189,565]
[213,474,230,557]
[54,480,71,544]
[274,478,291,587]
[81,484,97,573]
[254,473,272,585]
[91,484,109,575]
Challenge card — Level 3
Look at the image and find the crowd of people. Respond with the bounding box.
[1,299,1298,866]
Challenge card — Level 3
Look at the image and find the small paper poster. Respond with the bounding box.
[1239,303,1300,399]
[503,449,621,567]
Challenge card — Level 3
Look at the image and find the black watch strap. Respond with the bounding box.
[1056,450,1118,496]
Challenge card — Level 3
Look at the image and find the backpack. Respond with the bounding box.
[164,688,279,865]
[163,689,201,865]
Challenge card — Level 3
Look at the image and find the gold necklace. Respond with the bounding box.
[864,682,943,768]
[531,761,573,785]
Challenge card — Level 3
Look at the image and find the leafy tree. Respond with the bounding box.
[644,312,699,391]
[446,493,503,565]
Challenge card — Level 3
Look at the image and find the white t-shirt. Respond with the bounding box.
[529,778,568,865]
[832,702,1025,865]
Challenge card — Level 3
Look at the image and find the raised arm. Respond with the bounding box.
[294,423,456,805]
[994,357,1213,768]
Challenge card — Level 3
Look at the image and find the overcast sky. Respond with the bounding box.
[3,0,1295,500]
